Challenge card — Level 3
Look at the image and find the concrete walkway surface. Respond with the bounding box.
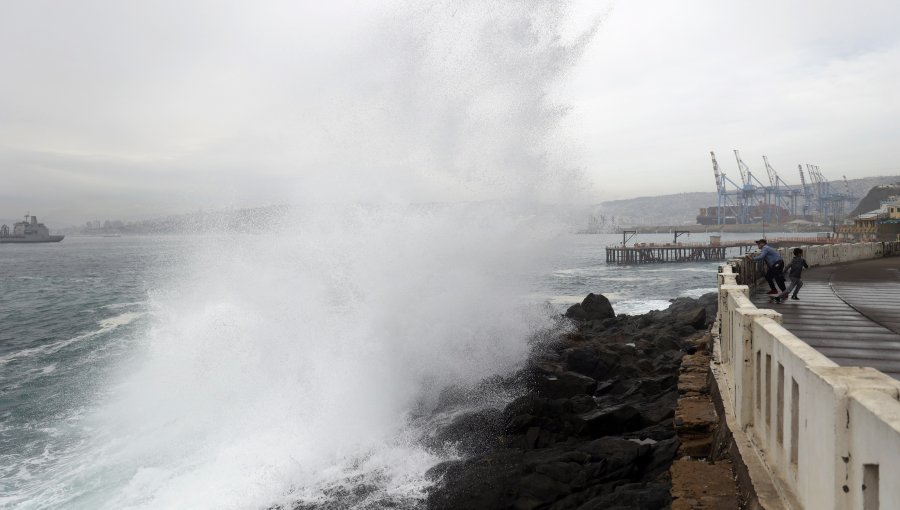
[752,256,900,380]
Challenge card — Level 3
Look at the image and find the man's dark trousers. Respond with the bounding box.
[766,260,786,292]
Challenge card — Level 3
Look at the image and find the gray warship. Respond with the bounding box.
[0,215,65,243]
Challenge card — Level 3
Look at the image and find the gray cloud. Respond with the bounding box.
[3,1,600,224]
[563,0,900,199]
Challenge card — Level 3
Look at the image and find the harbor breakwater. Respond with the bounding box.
[423,292,718,509]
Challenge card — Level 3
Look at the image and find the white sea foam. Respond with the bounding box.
[548,294,594,305]
[101,301,148,310]
[3,363,61,392]
[614,299,672,316]
[98,312,143,329]
[0,311,146,366]
[680,287,718,298]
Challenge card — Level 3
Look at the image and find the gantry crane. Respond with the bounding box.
[734,150,770,222]
[709,151,746,224]
[799,165,856,222]
[762,156,800,222]
[798,164,812,217]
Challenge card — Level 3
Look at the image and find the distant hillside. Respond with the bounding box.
[593,175,900,227]
[841,176,900,205]
[23,174,899,235]
[592,192,716,227]
[849,182,900,216]
[59,205,294,235]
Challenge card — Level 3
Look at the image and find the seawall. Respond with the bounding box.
[712,241,900,509]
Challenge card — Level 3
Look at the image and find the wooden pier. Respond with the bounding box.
[605,243,728,264]
[605,235,840,265]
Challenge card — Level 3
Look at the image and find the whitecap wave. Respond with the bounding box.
[680,287,718,298]
[613,299,672,316]
[0,311,146,366]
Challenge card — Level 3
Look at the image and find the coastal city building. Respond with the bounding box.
[839,196,900,241]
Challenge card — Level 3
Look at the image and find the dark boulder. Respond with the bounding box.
[426,449,525,510]
[644,437,680,478]
[580,405,644,436]
[666,292,718,329]
[581,293,615,320]
[677,306,707,330]
[576,482,671,510]
[517,472,571,503]
[562,347,616,380]
[565,293,615,321]
[566,394,596,414]
[697,291,719,326]
[425,408,503,456]
[537,371,598,400]
[564,303,588,320]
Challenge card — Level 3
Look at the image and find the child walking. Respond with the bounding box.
[780,248,809,301]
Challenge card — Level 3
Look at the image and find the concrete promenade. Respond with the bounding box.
[715,242,900,509]
[751,256,900,379]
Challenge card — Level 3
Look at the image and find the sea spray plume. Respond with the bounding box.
[273,0,600,206]
[74,204,562,510]
[43,3,603,510]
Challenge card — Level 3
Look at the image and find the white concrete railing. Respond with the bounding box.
[716,242,900,510]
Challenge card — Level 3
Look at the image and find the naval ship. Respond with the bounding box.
[0,215,65,243]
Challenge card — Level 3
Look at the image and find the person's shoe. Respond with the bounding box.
[766,290,778,295]
[791,296,799,300]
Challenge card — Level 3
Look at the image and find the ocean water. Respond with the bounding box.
[0,230,805,509]
[0,237,188,508]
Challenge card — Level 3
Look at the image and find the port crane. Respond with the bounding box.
[761,156,800,223]
[800,164,855,222]
[709,151,746,224]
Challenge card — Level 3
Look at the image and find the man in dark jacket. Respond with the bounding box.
[749,239,786,295]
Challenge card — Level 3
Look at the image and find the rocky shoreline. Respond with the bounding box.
[425,292,718,510]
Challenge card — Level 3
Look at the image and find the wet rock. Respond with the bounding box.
[426,449,525,510]
[566,394,596,414]
[564,303,588,320]
[580,404,644,436]
[565,293,615,321]
[524,447,591,467]
[426,408,503,456]
[426,293,717,510]
[561,347,601,377]
[577,482,671,509]
[697,292,719,326]
[518,472,571,502]
[537,371,598,399]
[677,307,707,330]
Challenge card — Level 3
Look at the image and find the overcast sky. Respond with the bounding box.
[1,1,898,223]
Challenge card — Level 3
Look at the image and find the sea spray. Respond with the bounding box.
[70,204,567,509]
[2,2,603,509]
